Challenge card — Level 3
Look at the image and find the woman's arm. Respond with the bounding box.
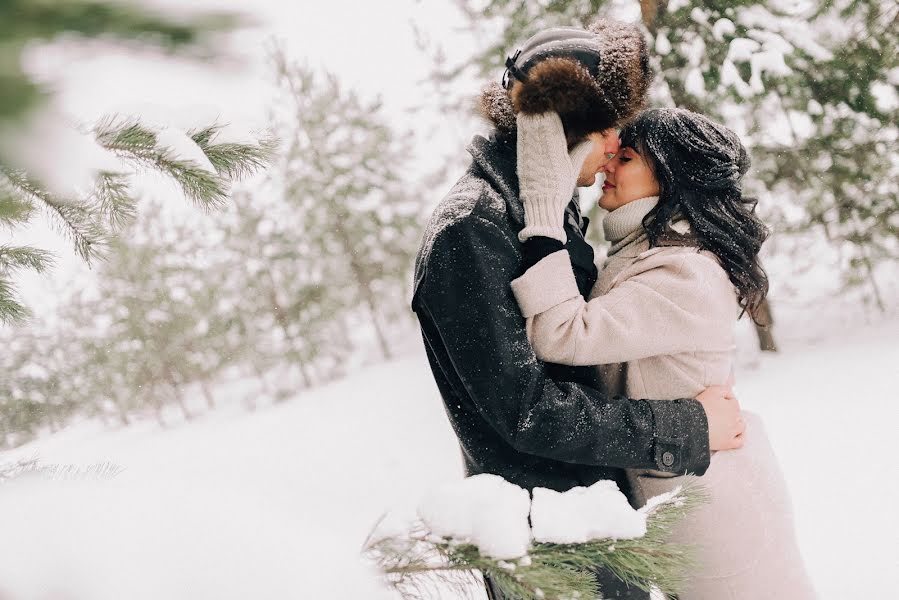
[510,248,737,366]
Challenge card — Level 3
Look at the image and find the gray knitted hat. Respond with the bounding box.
[478,19,653,140]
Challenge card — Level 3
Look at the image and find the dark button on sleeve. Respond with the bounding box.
[661,451,675,467]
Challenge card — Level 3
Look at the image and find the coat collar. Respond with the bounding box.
[467,134,525,227]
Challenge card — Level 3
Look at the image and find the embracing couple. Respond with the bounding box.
[411,18,815,600]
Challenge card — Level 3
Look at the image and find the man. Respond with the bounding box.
[411,20,744,600]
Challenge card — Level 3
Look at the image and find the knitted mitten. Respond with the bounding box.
[516,112,593,243]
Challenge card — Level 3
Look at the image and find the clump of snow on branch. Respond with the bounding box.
[530,480,647,544]
[639,485,686,515]
[417,473,531,559]
[654,32,672,55]
[417,475,656,557]
[684,68,706,98]
[712,18,736,42]
[155,127,217,173]
[4,108,128,197]
[727,38,761,63]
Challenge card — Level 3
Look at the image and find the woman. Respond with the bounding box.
[511,108,816,599]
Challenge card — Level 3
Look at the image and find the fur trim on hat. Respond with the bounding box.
[477,19,652,141]
[511,57,619,141]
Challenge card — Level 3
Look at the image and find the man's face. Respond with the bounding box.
[577,130,621,187]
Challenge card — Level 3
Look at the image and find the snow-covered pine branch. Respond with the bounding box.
[364,475,709,600]
[0,116,275,324]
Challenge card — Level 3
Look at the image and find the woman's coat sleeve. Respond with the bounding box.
[510,249,736,366]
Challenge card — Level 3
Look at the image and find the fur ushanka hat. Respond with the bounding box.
[479,19,653,141]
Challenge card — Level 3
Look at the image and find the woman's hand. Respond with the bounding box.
[516,112,594,243]
[696,385,746,451]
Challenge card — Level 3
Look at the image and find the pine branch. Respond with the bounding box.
[94,117,276,209]
[0,245,55,274]
[189,125,278,180]
[364,483,708,600]
[93,117,230,210]
[0,457,40,484]
[0,458,124,485]
[0,166,108,264]
[157,154,230,210]
[92,170,136,231]
[0,181,36,228]
[0,274,30,324]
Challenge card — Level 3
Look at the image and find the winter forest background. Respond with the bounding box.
[0,0,896,598]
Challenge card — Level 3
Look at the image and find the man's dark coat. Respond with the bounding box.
[411,134,711,598]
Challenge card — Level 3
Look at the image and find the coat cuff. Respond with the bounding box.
[521,236,566,272]
[510,250,581,318]
[644,398,711,476]
[518,195,568,244]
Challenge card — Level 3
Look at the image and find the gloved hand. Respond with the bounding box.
[516,112,594,243]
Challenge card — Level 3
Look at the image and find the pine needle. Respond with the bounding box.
[92,171,136,231]
[0,274,30,324]
[94,117,230,210]
[0,245,55,273]
[0,166,108,264]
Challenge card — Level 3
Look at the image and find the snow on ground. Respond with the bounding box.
[1,312,897,599]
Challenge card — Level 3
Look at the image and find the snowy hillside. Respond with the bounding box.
[1,313,897,599]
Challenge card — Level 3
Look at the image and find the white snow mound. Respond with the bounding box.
[418,474,531,559]
[530,480,647,544]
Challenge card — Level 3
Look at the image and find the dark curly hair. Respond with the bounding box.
[619,108,770,321]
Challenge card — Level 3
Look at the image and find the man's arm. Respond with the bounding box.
[414,212,710,475]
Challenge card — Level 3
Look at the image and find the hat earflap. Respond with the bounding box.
[510,57,619,141]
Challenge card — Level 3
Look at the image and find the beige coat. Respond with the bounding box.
[511,243,737,399]
[511,236,817,599]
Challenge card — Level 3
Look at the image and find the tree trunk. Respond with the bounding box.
[330,214,392,360]
[639,0,663,31]
[862,249,886,313]
[201,379,216,410]
[46,409,59,433]
[150,388,166,428]
[252,360,271,393]
[112,396,131,426]
[753,297,778,352]
[296,357,313,389]
[164,366,192,421]
[266,279,313,388]
[363,287,392,360]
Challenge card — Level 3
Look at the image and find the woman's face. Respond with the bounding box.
[598,145,660,211]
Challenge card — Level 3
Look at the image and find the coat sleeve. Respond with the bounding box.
[510,249,735,366]
[414,213,710,475]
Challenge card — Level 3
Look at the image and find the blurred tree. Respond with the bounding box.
[213,189,352,397]
[0,0,235,131]
[45,202,243,428]
[270,47,422,360]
